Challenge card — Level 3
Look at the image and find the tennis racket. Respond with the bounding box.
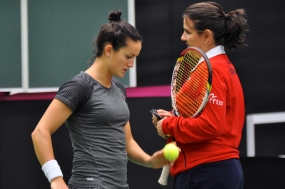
[157,47,212,185]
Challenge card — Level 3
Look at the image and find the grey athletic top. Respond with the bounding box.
[55,71,129,189]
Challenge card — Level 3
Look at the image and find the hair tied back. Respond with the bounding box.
[108,11,122,22]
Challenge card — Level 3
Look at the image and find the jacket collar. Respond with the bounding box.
[206,45,226,59]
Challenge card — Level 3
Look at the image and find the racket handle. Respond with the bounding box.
[158,165,170,186]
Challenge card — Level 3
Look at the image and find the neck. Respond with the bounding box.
[85,58,112,88]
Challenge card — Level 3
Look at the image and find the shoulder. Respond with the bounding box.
[210,54,230,64]
[210,54,233,72]
[59,72,96,92]
[55,72,96,111]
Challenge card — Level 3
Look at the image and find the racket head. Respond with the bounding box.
[171,47,212,118]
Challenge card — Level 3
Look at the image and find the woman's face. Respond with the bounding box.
[181,17,205,50]
[109,39,142,78]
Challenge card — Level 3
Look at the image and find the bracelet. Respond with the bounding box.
[42,160,63,182]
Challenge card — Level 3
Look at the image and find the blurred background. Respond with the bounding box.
[1,0,285,188]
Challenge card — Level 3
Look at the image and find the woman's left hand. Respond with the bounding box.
[148,142,180,168]
[148,148,173,168]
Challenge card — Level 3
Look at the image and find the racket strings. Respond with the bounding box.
[175,51,201,92]
[174,55,209,118]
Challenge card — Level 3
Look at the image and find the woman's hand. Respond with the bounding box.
[151,109,172,139]
[147,142,180,169]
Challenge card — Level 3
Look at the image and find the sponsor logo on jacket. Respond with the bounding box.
[209,93,223,106]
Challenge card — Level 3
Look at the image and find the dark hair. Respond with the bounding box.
[183,1,249,50]
[90,11,142,64]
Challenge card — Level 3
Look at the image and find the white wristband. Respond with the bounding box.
[42,160,63,182]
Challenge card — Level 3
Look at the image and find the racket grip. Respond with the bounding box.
[158,165,170,186]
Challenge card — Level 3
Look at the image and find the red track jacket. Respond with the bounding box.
[162,46,245,176]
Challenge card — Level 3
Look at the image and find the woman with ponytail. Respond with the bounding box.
[154,2,249,189]
[32,11,169,189]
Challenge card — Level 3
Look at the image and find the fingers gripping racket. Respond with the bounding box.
[158,47,212,185]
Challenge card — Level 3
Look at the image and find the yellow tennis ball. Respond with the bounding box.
[163,143,179,161]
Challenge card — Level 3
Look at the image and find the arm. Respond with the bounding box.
[124,121,169,169]
[158,86,227,143]
[31,99,73,188]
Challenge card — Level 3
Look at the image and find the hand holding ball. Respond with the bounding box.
[163,143,179,161]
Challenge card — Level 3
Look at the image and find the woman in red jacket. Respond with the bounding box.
[154,2,249,189]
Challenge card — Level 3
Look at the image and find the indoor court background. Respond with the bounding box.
[1,0,285,188]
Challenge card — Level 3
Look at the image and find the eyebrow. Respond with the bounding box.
[127,53,137,57]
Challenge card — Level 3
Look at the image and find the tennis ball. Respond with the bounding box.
[163,143,179,161]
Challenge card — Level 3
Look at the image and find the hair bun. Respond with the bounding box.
[108,11,122,22]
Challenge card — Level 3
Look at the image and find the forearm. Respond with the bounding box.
[125,121,167,169]
[127,139,151,168]
[31,99,72,165]
[31,127,55,165]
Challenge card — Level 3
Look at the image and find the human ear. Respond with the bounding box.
[104,44,113,56]
[203,29,212,45]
